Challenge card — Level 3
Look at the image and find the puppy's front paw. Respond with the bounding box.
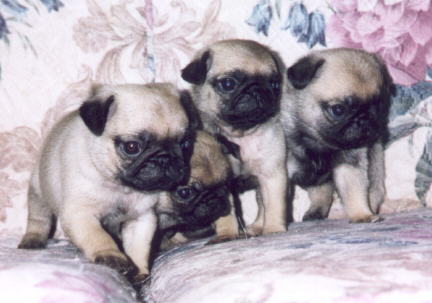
[262,224,286,235]
[206,234,237,245]
[18,234,47,249]
[131,273,150,290]
[94,252,138,277]
[135,273,151,301]
[349,214,383,223]
[245,224,263,237]
[303,209,326,221]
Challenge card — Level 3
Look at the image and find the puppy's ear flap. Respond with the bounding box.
[287,55,325,89]
[181,51,212,85]
[79,95,115,136]
[180,90,202,129]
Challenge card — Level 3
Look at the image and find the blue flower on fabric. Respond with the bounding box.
[0,0,28,20]
[0,12,9,40]
[39,0,64,12]
[281,2,326,49]
[281,2,309,38]
[298,12,326,48]
[415,136,432,205]
[246,0,273,36]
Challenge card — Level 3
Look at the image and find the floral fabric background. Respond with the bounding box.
[0,0,431,235]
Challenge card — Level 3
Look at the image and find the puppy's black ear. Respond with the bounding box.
[79,95,115,136]
[180,90,202,130]
[287,56,325,89]
[181,51,211,85]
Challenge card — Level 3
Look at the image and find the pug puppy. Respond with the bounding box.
[282,48,393,223]
[156,130,238,250]
[18,83,197,282]
[181,39,288,236]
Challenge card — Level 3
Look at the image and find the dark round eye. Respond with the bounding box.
[218,77,237,92]
[330,104,347,117]
[271,80,280,91]
[176,186,196,200]
[122,141,142,156]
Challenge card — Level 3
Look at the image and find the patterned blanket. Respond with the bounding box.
[2,208,432,303]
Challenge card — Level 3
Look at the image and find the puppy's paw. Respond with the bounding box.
[18,234,47,249]
[303,209,326,221]
[349,214,383,223]
[94,252,138,277]
[135,273,151,301]
[206,234,237,245]
[262,224,287,235]
[245,224,263,237]
[131,273,150,291]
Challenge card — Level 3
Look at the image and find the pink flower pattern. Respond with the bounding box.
[327,0,432,85]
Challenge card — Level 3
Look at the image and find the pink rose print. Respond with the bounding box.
[327,0,432,85]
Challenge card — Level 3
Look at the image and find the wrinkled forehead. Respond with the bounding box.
[208,43,278,76]
[106,88,189,139]
[311,56,383,102]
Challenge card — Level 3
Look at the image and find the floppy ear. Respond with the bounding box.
[181,51,212,85]
[180,90,202,130]
[79,95,115,136]
[287,56,325,89]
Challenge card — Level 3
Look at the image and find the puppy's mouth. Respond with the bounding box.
[220,84,279,130]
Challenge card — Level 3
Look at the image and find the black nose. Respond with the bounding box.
[156,154,170,166]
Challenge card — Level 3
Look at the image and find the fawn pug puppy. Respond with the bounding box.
[157,130,239,249]
[181,39,288,236]
[282,48,393,223]
[18,83,197,282]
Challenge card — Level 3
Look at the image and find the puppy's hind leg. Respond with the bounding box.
[18,186,55,249]
[303,182,334,221]
[368,142,386,214]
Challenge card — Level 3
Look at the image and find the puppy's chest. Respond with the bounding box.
[289,149,336,188]
[230,135,269,174]
[101,192,157,221]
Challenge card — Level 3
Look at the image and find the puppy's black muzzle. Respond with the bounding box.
[222,84,278,130]
[122,152,189,192]
[172,185,231,231]
[324,105,382,149]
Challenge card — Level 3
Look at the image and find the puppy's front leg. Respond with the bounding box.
[61,202,136,276]
[367,142,386,214]
[207,194,239,244]
[259,168,288,234]
[122,211,157,282]
[303,182,334,221]
[246,189,265,236]
[333,164,381,223]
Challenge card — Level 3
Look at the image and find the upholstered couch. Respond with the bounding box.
[1,0,431,302]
